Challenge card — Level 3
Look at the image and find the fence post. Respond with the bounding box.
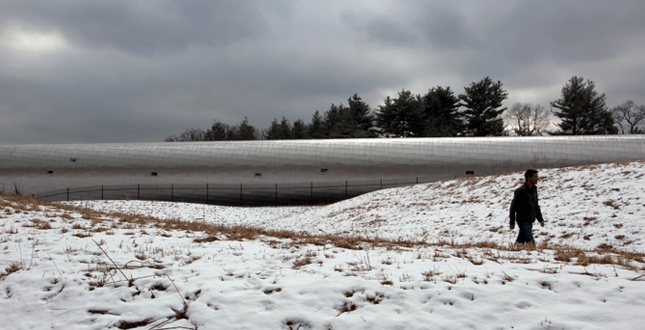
[345,180,348,198]
[101,185,104,200]
[416,177,419,184]
[380,179,382,189]
[66,187,69,201]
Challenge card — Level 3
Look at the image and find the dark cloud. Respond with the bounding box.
[0,0,269,54]
[1,0,644,144]
[483,0,645,65]
[345,2,477,49]
[416,2,478,50]
[361,18,419,47]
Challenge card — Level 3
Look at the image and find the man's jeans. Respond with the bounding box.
[516,222,534,244]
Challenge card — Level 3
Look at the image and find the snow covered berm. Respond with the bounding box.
[1,161,645,329]
[79,160,645,253]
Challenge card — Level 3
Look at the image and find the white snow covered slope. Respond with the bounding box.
[1,161,644,329]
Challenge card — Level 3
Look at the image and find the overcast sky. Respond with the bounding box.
[1,0,644,144]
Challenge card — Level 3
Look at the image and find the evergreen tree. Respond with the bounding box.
[375,90,424,137]
[236,117,257,140]
[324,103,354,138]
[205,121,230,141]
[592,108,619,135]
[550,76,617,135]
[347,93,374,137]
[169,117,255,141]
[323,103,342,137]
[421,86,463,136]
[308,110,326,139]
[375,96,395,136]
[459,77,508,136]
[225,126,239,140]
[279,117,293,139]
[292,119,308,139]
[265,118,284,139]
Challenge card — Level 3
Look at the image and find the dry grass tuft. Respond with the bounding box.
[365,291,385,304]
[554,248,583,262]
[337,301,357,316]
[540,280,553,290]
[1,262,21,280]
[292,257,313,269]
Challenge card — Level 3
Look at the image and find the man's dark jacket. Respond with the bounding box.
[509,183,544,226]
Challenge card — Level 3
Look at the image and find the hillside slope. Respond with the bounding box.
[1,161,645,329]
[79,160,645,253]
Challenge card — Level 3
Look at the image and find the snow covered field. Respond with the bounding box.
[1,161,645,329]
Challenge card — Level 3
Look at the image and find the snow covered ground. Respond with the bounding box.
[1,161,645,329]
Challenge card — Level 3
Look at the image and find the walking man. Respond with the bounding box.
[509,169,545,244]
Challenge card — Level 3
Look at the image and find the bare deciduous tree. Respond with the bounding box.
[504,103,551,136]
[612,100,645,134]
[164,128,206,142]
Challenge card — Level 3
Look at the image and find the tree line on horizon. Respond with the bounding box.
[165,76,645,142]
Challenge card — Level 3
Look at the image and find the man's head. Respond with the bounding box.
[524,169,539,186]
